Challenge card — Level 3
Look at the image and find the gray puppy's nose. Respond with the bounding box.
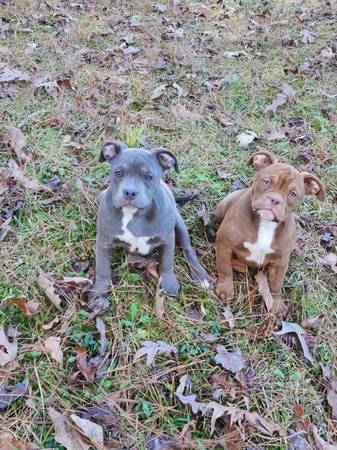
[124,189,137,199]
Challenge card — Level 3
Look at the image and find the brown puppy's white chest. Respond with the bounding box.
[243,219,278,266]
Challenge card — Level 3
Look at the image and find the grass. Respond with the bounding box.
[0,0,336,448]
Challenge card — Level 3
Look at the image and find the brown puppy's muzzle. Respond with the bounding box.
[252,193,287,222]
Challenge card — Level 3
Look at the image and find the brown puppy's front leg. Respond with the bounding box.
[215,242,234,301]
[268,257,289,316]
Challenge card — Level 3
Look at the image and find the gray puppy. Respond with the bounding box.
[90,141,210,300]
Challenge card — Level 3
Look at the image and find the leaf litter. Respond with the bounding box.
[273,321,314,364]
[133,341,177,366]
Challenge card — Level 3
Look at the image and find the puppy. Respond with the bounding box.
[215,150,325,314]
[90,141,210,301]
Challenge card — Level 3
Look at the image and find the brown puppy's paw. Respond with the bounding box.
[270,296,288,317]
[215,281,235,301]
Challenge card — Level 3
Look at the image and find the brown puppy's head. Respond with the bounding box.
[247,150,325,222]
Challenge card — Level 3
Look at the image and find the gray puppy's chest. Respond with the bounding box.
[113,207,161,255]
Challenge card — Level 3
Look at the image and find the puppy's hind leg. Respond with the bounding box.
[215,189,247,223]
[175,212,211,288]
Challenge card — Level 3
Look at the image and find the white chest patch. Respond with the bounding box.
[243,219,278,266]
[116,207,151,255]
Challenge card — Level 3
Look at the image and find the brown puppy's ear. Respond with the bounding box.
[154,148,179,173]
[302,172,326,201]
[247,150,278,169]
[98,141,127,163]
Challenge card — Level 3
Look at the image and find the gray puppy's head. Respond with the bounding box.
[98,141,179,209]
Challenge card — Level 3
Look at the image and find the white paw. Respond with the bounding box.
[200,279,211,289]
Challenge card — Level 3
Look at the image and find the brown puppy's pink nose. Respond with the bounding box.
[270,198,280,206]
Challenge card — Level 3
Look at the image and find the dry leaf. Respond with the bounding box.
[41,316,61,331]
[0,432,36,449]
[312,426,337,450]
[9,160,51,192]
[215,346,246,373]
[222,306,235,329]
[37,271,62,310]
[76,346,97,382]
[48,407,91,450]
[11,297,41,316]
[60,276,92,285]
[44,336,63,366]
[0,379,28,410]
[133,341,177,366]
[145,434,180,449]
[198,332,218,343]
[274,321,314,364]
[155,290,165,319]
[197,204,210,227]
[240,410,287,437]
[151,83,167,100]
[8,126,30,162]
[255,272,273,312]
[70,414,104,448]
[236,130,257,147]
[171,104,202,122]
[79,405,121,431]
[301,315,325,329]
[319,253,337,273]
[0,326,17,359]
[0,349,14,367]
[327,389,337,419]
[301,29,319,44]
[96,318,108,356]
[0,67,30,83]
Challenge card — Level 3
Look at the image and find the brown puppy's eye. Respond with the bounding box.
[263,178,271,187]
[288,191,297,199]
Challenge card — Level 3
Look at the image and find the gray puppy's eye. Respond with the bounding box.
[115,170,123,177]
[145,174,153,181]
[263,178,271,187]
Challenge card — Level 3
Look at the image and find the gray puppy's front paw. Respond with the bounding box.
[160,273,180,297]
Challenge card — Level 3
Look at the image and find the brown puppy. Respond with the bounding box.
[215,150,325,315]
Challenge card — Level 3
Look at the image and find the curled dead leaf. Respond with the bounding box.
[8,126,30,162]
[274,321,314,364]
[215,346,246,373]
[9,160,51,192]
[11,297,41,316]
[134,341,177,366]
[36,271,62,310]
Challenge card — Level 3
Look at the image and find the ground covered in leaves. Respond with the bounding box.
[0,0,336,448]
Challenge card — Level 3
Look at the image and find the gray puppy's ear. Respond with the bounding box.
[154,148,179,173]
[98,141,128,163]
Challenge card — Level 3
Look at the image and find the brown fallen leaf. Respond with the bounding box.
[8,126,30,162]
[274,321,314,364]
[145,434,180,450]
[9,160,51,192]
[215,346,246,373]
[134,341,177,366]
[0,432,36,450]
[79,404,121,432]
[70,414,104,448]
[22,343,45,353]
[255,271,273,312]
[37,271,62,310]
[319,253,337,273]
[301,315,325,329]
[41,315,61,331]
[222,306,235,329]
[239,410,287,438]
[265,83,295,114]
[197,204,210,227]
[198,332,218,343]
[171,104,202,122]
[155,290,165,320]
[175,375,286,437]
[48,407,91,450]
[60,276,93,286]
[0,360,19,378]
[327,389,337,419]
[96,318,108,357]
[236,130,257,147]
[11,296,41,316]
[312,425,337,450]
[0,379,28,410]
[76,346,96,382]
[0,326,18,359]
[44,336,63,366]
[301,29,319,44]
[0,67,30,83]
[0,349,14,367]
